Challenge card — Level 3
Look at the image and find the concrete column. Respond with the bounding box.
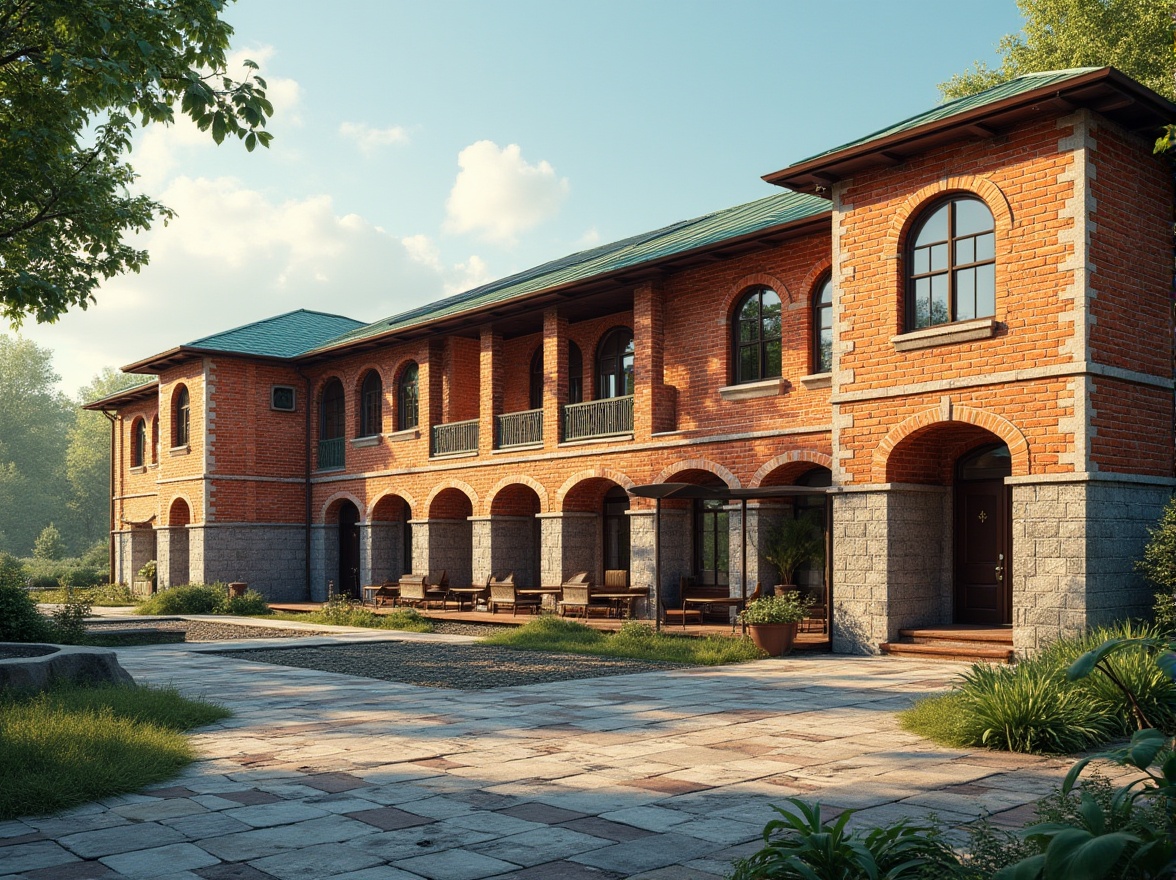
[309,524,332,601]
[542,309,568,447]
[471,516,492,586]
[479,326,503,454]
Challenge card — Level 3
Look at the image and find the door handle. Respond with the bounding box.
[995,552,1004,582]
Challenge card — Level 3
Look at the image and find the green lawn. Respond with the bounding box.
[0,684,229,820]
[480,616,767,665]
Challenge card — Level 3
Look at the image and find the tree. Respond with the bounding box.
[33,523,64,560]
[0,335,72,555]
[940,0,1175,102]
[0,0,273,326]
[66,368,144,553]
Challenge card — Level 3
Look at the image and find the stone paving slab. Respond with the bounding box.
[0,637,1081,879]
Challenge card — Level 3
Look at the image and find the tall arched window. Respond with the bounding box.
[568,342,583,404]
[813,276,833,374]
[320,379,345,440]
[596,327,634,399]
[131,418,146,467]
[907,196,995,330]
[733,287,782,384]
[397,362,419,430]
[173,385,190,447]
[529,348,543,410]
[359,370,382,437]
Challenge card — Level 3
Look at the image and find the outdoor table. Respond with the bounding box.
[593,592,642,619]
[361,585,381,606]
[518,587,562,610]
[683,596,745,630]
[446,586,487,611]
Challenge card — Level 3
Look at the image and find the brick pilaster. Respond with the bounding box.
[422,339,444,454]
[634,282,672,438]
[479,326,503,454]
[542,309,568,447]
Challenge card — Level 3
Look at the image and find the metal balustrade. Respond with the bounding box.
[563,395,634,441]
[317,437,345,470]
[432,419,479,456]
[497,409,543,448]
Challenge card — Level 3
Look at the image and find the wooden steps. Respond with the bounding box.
[880,626,1015,664]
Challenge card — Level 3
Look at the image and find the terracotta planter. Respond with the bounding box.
[747,622,799,656]
[773,584,795,597]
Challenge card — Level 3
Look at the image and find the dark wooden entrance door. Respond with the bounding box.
[338,502,361,599]
[954,478,1010,624]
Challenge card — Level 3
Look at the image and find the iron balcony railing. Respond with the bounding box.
[563,395,633,441]
[317,437,345,470]
[497,408,543,448]
[432,419,479,456]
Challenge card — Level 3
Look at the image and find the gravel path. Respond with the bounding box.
[85,619,333,642]
[208,641,680,689]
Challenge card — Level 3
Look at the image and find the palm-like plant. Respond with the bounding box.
[763,513,825,587]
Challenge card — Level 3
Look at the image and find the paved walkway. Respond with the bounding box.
[0,628,1072,880]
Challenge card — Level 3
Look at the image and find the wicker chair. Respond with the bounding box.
[489,575,540,615]
[371,581,399,607]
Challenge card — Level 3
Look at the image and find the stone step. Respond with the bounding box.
[879,640,1015,664]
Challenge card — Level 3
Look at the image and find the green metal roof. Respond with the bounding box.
[187,309,366,359]
[313,190,831,353]
[794,68,1103,167]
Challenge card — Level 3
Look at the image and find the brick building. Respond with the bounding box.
[88,67,1176,654]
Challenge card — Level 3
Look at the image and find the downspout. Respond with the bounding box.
[103,411,117,584]
[298,369,312,599]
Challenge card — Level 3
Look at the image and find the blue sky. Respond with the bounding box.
[15,0,1025,396]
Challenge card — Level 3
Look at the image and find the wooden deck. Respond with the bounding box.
[267,602,832,651]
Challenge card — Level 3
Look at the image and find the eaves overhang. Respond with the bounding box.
[765,67,1176,196]
[82,379,159,411]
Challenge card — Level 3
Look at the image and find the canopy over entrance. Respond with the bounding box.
[627,483,833,632]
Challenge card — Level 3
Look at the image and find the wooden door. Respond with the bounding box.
[339,503,361,599]
[954,478,1010,625]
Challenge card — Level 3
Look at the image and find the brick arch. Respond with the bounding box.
[166,495,193,526]
[425,480,478,519]
[751,450,834,488]
[367,490,417,522]
[390,358,418,386]
[654,458,741,489]
[352,364,387,395]
[321,491,364,523]
[556,467,635,509]
[798,259,833,304]
[873,404,1029,482]
[884,175,1014,260]
[485,475,549,516]
[719,272,793,327]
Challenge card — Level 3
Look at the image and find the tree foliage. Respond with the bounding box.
[0,0,273,325]
[32,523,64,560]
[939,0,1175,102]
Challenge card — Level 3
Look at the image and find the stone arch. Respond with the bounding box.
[425,480,478,518]
[321,491,365,523]
[485,475,548,516]
[556,467,635,510]
[751,450,834,488]
[367,490,417,521]
[873,403,1029,483]
[654,458,740,489]
[884,175,1014,261]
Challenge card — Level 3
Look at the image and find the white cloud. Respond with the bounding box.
[444,141,569,244]
[340,122,410,154]
[14,178,487,397]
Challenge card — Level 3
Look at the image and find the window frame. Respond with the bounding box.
[359,370,383,437]
[905,195,996,332]
[732,286,783,385]
[319,378,345,441]
[813,275,833,375]
[131,418,146,468]
[529,347,543,411]
[397,362,419,431]
[595,327,634,400]
[568,341,583,404]
[173,385,190,448]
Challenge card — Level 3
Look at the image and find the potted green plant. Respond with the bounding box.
[763,513,825,594]
[133,560,157,597]
[741,591,813,656]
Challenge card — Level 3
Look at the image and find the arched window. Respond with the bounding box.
[733,287,782,384]
[596,327,634,399]
[568,342,583,404]
[813,276,833,374]
[320,379,345,441]
[131,418,146,467]
[173,385,190,447]
[359,370,382,437]
[151,418,159,463]
[529,348,543,410]
[397,362,419,430]
[907,196,995,330]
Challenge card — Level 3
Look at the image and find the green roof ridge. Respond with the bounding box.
[315,190,830,353]
[187,309,365,359]
[793,67,1105,167]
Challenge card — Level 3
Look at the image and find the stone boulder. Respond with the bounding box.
[0,643,136,692]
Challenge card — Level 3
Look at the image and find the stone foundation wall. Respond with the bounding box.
[417,518,473,588]
[630,508,690,607]
[831,486,951,654]
[196,524,307,602]
[485,516,537,587]
[363,522,402,585]
[540,513,597,586]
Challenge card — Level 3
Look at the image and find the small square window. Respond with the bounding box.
[271,386,296,412]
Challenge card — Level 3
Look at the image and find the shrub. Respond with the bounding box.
[49,597,91,644]
[222,589,269,616]
[0,582,52,642]
[136,583,226,615]
[32,523,65,561]
[23,556,106,590]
